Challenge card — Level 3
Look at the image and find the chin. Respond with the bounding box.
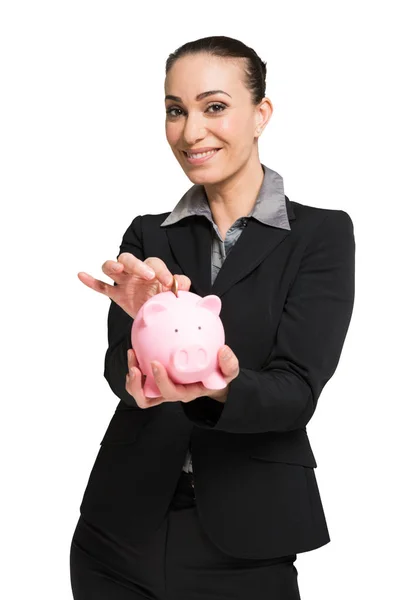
[185,169,224,186]
[180,161,224,183]
[173,150,221,181]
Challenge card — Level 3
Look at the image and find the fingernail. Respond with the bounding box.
[221,349,230,360]
[151,362,158,374]
[129,367,136,378]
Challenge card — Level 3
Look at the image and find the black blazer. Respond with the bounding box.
[79,195,355,560]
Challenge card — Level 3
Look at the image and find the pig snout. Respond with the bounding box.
[171,345,209,373]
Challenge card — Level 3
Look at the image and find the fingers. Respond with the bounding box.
[143,257,174,288]
[127,348,140,372]
[149,361,183,401]
[107,254,175,290]
[117,254,192,293]
[127,349,135,368]
[79,251,192,299]
[100,259,136,285]
[218,345,240,378]
[110,253,156,280]
[157,273,192,294]
[77,271,116,297]
[126,348,234,408]
[125,365,165,409]
[173,274,192,292]
[77,254,156,295]
[126,349,166,409]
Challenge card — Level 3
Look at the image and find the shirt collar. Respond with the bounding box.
[160,163,291,230]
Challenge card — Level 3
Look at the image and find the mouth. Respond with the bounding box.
[183,148,221,165]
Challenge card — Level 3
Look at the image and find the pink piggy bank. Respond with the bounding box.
[131,289,226,398]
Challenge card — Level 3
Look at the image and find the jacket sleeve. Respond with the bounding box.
[180,210,356,433]
[103,215,143,408]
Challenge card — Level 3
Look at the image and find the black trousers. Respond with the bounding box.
[70,471,301,599]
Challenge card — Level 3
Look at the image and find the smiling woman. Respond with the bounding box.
[163,49,271,205]
[71,35,355,600]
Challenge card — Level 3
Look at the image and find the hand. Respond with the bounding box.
[126,345,240,409]
[77,255,191,319]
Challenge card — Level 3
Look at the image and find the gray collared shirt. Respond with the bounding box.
[160,163,291,473]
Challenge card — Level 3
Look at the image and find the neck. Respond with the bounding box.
[203,157,264,237]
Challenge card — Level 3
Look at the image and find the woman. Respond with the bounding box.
[70,36,355,599]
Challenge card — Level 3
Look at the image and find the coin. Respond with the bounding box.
[172,276,179,297]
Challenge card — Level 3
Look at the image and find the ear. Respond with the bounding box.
[142,301,167,326]
[196,294,222,316]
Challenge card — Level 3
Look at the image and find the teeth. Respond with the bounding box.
[187,149,218,159]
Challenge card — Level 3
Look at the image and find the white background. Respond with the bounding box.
[1,1,399,598]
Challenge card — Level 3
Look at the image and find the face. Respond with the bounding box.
[164,53,271,185]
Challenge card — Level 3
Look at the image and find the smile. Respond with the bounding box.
[183,148,221,165]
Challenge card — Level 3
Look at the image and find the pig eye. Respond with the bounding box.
[174,329,178,332]
[198,326,201,329]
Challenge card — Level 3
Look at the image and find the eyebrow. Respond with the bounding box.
[165,90,232,102]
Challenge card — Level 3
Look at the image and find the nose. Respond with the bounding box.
[172,345,209,373]
[183,116,207,145]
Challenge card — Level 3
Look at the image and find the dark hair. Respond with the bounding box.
[165,36,267,106]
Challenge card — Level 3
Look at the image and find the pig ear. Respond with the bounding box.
[142,301,167,326]
[196,294,222,316]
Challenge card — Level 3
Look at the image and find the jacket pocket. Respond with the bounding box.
[248,429,317,468]
[100,407,152,445]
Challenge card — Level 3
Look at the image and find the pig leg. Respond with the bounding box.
[143,374,162,398]
[202,371,227,390]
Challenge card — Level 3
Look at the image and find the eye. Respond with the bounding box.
[198,326,201,329]
[174,329,178,332]
[166,103,227,118]
[206,103,226,114]
[166,107,183,118]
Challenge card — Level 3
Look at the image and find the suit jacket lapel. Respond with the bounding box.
[165,197,296,299]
